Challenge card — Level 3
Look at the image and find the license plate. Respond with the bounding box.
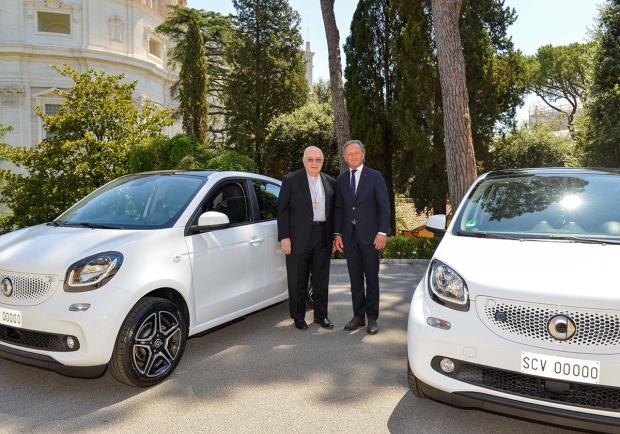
[0,307,22,328]
[521,351,600,384]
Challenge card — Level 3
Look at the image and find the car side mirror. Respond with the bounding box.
[425,214,447,235]
[191,211,230,233]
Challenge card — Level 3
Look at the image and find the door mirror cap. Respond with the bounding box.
[425,214,447,235]
[191,211,230,233]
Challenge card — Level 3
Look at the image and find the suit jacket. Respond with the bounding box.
[277,169,336,255]
[334,165,390,245]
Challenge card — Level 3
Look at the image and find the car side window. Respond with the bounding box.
[204,182,252,225]
[253,181,280,221]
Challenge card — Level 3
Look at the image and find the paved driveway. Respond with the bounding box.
[0,262,578,433]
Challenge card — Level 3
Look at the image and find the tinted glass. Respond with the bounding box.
[205,182,251,225]
[253,181,280,220]
[56,174,206,229]
[454,174,620,240]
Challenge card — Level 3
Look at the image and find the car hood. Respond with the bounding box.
[0,224,152,276]
[433,234,620,309]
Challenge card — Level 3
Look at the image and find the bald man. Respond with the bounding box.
[277,146,336,330]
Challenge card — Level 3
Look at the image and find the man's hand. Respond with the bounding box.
[333,235,344,253]
[280,238,292,255]
[373,233,387,250]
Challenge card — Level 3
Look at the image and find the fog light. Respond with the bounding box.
[426,317,451,330]
[440,357,455,373]
[69,303,91,312]
[66,336,76,350]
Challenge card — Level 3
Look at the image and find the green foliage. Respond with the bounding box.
[128,134,214,172]
[379,236,442,259]
[0,65,173,231]
[526,42,594,125]
[204,150,256,172]
[157,7,230,145]
[264,102,338,179]
[581,0,620,166]
[224,0,308,172]
[312,79,332,105]
[488,123,581,170]
[345,0,527,218]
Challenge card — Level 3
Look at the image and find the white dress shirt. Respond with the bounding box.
[307,174,326,222]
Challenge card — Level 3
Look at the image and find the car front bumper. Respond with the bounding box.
[0,283,135,372]
[407,278,620,430]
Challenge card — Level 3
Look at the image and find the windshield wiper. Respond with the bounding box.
[458,231,522,241]
[66,222,125,230]
[544,235,620,245]
[47,221,63,227]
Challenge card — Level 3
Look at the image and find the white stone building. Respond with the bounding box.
[0,0,184,148]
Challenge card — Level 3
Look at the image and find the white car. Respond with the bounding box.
[0,170,287,386]
[407,168,620,432]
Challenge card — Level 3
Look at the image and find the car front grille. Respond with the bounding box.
[476,297,620,354]
[0,325,78,352]
[432,356,620,412]
[0,270,58,306]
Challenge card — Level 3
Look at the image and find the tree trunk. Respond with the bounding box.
[320,0,350,174]
[431,0,477,209]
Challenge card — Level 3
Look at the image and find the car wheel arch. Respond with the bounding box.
[143,287,191,333]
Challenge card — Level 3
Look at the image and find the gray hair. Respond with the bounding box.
[302,146,324,161]
[343,139,365,154]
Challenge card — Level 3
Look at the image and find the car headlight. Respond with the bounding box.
[64,251,123,292]
[429,260,469,310]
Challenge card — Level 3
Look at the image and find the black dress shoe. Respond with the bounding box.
[294,319,308,330]
[367,318,379,335]
[344,316,365,331]
[314,317,334,329]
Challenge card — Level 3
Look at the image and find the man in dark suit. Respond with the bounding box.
[334,140,390,335]
[277,146,336,330]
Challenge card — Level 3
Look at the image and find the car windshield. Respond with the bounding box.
[55,174,207,229]
[453,173,620,242]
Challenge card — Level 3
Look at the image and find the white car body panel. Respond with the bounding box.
[0,171,287,370]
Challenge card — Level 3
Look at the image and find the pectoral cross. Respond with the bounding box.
[312,198,320,208]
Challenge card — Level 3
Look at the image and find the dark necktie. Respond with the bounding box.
[350,169,357,198]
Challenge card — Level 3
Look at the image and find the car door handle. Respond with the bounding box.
[249,237,264,246]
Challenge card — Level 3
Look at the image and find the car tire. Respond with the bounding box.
[305,275,315,310]
[407,361,427,399]
[110,296,187,387]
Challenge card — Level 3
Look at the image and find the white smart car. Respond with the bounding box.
[408,168,620,432]
[0,170,287,386]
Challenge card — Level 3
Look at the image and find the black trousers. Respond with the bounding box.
[285,224,330,321]
[344,226,380,320]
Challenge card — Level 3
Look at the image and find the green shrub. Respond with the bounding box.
[332,235,442,260]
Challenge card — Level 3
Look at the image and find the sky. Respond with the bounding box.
[188,0,603,121]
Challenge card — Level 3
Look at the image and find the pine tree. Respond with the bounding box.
[224,0,308,173]
[583,0,620,166]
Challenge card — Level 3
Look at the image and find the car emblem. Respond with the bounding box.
[1,277,13,297]
[547,314,576,341]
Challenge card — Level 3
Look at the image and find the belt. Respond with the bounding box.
[312,221,326,226]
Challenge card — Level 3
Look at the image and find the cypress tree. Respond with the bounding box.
[583,0,620,166]
[224,0,308,173]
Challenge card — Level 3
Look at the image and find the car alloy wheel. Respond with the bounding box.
[305,275,315,310]
[110,296,187,387]
[132,310,182,378]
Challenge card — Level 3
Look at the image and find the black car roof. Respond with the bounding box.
[485,168,620,179]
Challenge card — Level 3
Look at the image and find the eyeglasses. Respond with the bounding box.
[306,158,323,164]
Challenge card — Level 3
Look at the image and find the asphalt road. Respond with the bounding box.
[0,262,579,434]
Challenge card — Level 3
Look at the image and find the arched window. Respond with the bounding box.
[37,11,71,34]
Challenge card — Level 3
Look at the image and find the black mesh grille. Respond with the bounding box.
[433,356,620,412]
[0,325,78,352]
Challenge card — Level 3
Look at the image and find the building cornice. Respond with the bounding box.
[0,44,177,84]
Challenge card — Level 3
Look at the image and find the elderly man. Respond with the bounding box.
[277,146,336,330]
[334,140,390,335]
